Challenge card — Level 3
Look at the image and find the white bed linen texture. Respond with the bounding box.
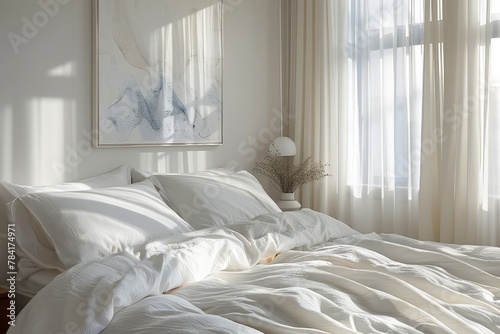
[11,180,193,271]
[9,210,500,334]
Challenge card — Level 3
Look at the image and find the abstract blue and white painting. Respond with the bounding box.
[95,0,222,146]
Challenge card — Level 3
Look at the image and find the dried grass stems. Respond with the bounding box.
[254,154,331,193]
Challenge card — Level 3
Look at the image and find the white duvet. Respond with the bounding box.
[10,210,500,334]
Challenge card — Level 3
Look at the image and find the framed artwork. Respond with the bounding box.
[92,0,223,147]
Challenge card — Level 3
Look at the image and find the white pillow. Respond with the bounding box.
[11,180,193,270]
[149,169,281,230]
[131,167,152,183]
[1,164,131,227]
[0,165,132,280]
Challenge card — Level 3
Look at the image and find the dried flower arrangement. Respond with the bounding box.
[254,154,331,193]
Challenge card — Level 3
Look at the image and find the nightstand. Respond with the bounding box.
[0,287,9,333]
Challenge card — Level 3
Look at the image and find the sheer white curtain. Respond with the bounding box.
[283,0,500,245]
[420,0,500,245]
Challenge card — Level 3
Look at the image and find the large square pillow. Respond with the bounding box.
[10,180,193,271]
[149,169,281,230]
[1,165,132,280]
[1,164,131,227]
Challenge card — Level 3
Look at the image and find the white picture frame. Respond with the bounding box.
[92,0,223,147]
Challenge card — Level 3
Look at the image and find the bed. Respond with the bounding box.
[1,165,499,334]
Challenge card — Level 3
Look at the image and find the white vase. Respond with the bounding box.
[277,192,301,211]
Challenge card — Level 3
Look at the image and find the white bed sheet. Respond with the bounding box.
[9,210,500,334]
[16,269,60,296]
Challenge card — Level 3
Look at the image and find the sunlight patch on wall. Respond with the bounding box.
[0,105,13,181]
[30,97,75,184]
[138,150,207,174]
[184,151,208,172]
[47,61,76,77]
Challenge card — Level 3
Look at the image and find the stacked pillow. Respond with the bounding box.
[10,180,194,272]
[0,164,132,231]
[1,165,132,279]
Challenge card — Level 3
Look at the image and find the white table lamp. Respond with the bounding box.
[269,137,297,157]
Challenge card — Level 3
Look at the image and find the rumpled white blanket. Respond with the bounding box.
[9,210,500,334]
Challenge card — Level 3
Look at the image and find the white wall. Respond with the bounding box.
[0,0,281,191]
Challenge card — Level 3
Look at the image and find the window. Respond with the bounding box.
[346,0,425,190]
[346,0,500,198]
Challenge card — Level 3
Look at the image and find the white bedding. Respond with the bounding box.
[9,210,500,334]
[15,269,60,296]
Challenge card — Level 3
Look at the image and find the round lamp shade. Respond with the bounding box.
[269,137,297,157]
